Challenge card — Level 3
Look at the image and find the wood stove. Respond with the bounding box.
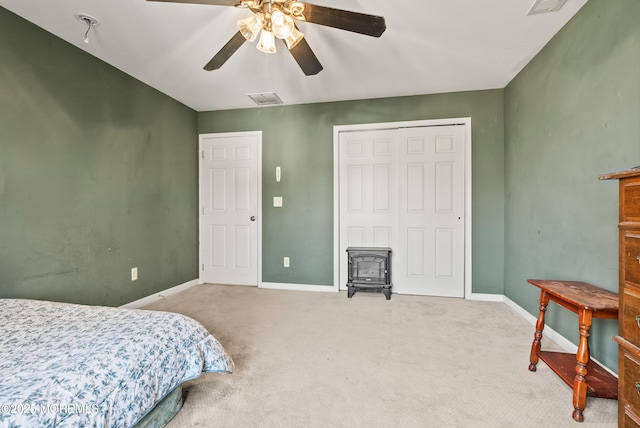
[346,247,392,300]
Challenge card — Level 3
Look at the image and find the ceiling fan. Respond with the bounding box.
[147,0,386,76]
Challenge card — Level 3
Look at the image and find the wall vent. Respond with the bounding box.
[247,92,284,106]
[527,0,567,15]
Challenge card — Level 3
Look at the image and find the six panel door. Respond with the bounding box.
[200,133,259,286]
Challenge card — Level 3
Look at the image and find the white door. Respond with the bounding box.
[339,124,466,297]
[339,129,398,291]
[200,132,260,286]
[396,126,465,297]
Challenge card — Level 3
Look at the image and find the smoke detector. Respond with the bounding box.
[528,0,567,15]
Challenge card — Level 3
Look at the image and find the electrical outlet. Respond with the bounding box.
[131,267,138,281]
[273,196,283,207]
[284,257,290,267]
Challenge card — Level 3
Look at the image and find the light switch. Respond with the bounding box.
[273,196,283,207]
[276,166,281,182]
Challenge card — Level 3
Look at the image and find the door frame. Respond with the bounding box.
[198,131,262,287]
[333,118,472,298]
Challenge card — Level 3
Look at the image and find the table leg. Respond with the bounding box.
[572,308,593,422]
[529,291,549,372]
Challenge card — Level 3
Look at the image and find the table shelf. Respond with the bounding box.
[537,351,618,399]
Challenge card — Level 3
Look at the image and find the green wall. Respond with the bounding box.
[199,90,505,293]
[7,0,635,375]
[504,0,640,371]
[0,8,199,306]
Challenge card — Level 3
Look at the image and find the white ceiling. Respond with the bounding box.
[0,0,588,112]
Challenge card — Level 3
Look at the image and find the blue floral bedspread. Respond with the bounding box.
[0,299,233,428]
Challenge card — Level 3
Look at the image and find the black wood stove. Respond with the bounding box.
[346,247,392,300]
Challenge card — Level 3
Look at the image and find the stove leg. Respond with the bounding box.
[347,286,355,298]
[383,288,391,300]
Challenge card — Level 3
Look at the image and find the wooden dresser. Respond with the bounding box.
[600,167,640,426]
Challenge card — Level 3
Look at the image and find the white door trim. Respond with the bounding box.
[333,118,472,298]
[198,131,262,287]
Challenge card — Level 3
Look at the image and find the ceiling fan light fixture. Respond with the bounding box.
[284,27,304,50]
[148,0,386,76]
[256,29,276,53]
[271,9,294,39]
[238,14,263,42]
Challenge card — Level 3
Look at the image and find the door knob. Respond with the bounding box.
[250,216,256,222]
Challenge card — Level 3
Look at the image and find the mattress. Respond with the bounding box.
[0,298,233,427]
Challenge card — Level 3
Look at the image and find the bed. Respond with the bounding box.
[0,298,233,428]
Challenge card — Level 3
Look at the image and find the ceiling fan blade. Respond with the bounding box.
[300,3,386,38]
[204,31,247,71]
[287,38,323,76]
[146,0,239,5]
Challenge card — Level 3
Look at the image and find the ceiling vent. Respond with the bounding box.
[247,92,284,106]
[527,0,567,15]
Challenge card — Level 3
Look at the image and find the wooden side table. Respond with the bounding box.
[527,279,618,422]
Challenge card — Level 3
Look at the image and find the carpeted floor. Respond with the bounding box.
[143,284,617,427]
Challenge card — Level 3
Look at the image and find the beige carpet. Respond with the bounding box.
[143,284,617,427]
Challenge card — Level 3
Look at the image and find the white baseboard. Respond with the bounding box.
[120,279,199,309]
[469,293,505,302]
[260,282,337,293]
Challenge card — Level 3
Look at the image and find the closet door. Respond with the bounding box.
[339,129,398,292]
[339,124,466,297]
[396,125,465,297]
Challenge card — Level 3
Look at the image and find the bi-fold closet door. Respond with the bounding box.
[339,124,466,297]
